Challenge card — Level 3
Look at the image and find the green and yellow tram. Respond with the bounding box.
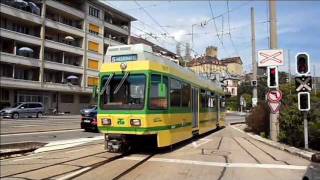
[95,44,225,152]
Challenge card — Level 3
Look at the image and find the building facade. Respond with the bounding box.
[221,56,243,96]
[0,0,136,114]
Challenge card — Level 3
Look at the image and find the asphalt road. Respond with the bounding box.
[0,119,315,180]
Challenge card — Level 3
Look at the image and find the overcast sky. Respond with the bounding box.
[103,1,320,75]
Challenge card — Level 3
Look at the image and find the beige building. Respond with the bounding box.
[0,0,136,114]
[187,46,227,78]
[221,56,243,76]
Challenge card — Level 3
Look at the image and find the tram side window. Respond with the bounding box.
[150,74,168,109]
[181,82,191,107]
[170,78,182,107]
[200,89,207,111]
[208,92,215,108]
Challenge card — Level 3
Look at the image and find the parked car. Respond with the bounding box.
[0,102,44,119]
[80,105,98,132]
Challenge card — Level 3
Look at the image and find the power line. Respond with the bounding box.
[226,0,239,57]
[208,0,230,57]
[133,0,200,56]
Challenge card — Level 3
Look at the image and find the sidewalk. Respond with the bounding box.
[231,123,316,161]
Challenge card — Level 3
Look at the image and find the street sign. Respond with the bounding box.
[267,90,282,103]
[252,97,258,106]
[295,76,312,92]
[258,49,284,67]
[251,80,257,87]
[268,101,281,113]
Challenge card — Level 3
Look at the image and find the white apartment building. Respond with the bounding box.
[0,0,136,114]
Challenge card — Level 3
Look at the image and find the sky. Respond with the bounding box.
[102,1,320,76]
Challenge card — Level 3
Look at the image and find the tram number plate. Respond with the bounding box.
[84,120,91,123]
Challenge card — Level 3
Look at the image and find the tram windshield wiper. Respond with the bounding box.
[99,73,114,95]
[113,72,129,94]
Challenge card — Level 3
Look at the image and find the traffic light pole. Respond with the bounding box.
[303,111,309,149]
[251,7,258,107]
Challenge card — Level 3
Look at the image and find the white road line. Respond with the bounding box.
[12,156,42,162]
[65,149,85,154]
[12,125,41,128]
[56,167,92,180]
[123,156,307,170]
[0,129,82,137]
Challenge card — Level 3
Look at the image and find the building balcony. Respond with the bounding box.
[0,3,42,24]
[46,0,84,19]
[87,69,99,77]
[45,40,83,55]
[104,37,125,46]
[0,77,41,90]
[43,82,91,93]
[45,19,84,37]
[104,22,129,36]
[0,28,41,45]
[44,61,83,74]
[0,52,40,67]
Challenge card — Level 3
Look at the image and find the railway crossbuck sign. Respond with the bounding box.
[267,90,282,113]
[258,49,284,67]
[295,76,312,92]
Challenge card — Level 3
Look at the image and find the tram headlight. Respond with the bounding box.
[130,119,141,126]
[102,118,111,126]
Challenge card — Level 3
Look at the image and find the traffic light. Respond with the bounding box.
[296,53,310,75]
[267,66,278,88]
[298,92,310,111]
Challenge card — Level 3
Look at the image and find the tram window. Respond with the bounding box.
[150,74,168,109]
[200,89,207,109]
[170,78,182,107]
[181,83,190,107]
[208,92,215,108]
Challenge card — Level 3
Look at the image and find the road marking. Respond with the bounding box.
[13,156,42,162]
[123,156,307,170]
[34,136,103,153]
[12,125,41,128]
[56,167,92,180]
[192,139,212,148]
[0,129,83,137]
[65,148,86,154]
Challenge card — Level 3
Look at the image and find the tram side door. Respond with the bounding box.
[191,87,199,129]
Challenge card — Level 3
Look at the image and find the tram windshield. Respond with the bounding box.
[100,74,146,110]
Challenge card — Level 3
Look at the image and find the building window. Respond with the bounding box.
[61,94,74,103]
[0,89,9,101]
[88,77,99,87]
[80,95,91,103]
[170,78,181,107]
[88,59,99,70]
[89,6,100,18]
[149,74,168,110]
[88,41,99,53]
[231,88,235,95]
[89,24,100,35]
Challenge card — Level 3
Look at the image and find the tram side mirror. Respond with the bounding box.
[92,86,98,99]
[158,83,167,98]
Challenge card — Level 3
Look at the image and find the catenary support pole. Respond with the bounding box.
[251,7,258,106]
[304,112,309,149]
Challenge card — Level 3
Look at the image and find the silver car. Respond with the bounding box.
[0,102,44,119]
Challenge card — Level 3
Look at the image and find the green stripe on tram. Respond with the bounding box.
[99,122,192,133]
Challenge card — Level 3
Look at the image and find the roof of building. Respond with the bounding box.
[221,56,243,65]
[91,0,137,21]
[130,36,177,59]
[187,56,226,67]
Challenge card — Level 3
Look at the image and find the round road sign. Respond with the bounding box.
[267,90,283,103]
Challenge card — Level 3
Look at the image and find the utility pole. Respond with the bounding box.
[251,7,258,106]
[314,65,317,95]
[288,49,291,95]
[269,0,279,141]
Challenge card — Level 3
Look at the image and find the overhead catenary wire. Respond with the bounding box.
[133,0,201,56]
[226,0,240,57]
[208,0,230,57]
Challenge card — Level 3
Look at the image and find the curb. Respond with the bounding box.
[230,125,315,161]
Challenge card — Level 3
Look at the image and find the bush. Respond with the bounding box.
[245,102,270,136]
